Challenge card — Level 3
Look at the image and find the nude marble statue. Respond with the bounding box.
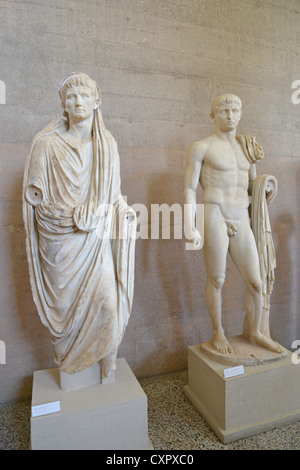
[23,72,136,378]
[184,93,284,359]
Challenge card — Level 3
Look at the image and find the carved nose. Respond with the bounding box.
[75,95,83,105]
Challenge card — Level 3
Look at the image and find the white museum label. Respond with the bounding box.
[223,365,244,379]
[32,400,61,418]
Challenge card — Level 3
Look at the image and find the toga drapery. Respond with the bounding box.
[23,108,136,376]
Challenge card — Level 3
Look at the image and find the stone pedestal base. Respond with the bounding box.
[59,361,115,391]
[31,358,151,450]
[184,345,300,443]
[200,334,288,366]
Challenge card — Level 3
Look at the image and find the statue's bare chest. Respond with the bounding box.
[203,140,250,173]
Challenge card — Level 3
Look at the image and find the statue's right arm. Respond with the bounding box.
[24,137,46,207]
[25,184,43,206]
[184,141,206,246]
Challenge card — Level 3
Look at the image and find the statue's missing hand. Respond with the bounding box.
[23,72,136,377]
[184,93,285,358]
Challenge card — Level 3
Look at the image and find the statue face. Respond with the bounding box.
[213,102,242,132]
[64,85,97,121]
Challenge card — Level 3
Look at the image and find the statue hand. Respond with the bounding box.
[188,228,201,249]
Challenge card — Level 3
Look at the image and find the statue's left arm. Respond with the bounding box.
[248,163,257,197]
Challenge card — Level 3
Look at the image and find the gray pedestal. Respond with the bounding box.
[31,358,150,450]
[184,345,300,443]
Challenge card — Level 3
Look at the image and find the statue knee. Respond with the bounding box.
[210,275,226,290]
[250,279,262,294]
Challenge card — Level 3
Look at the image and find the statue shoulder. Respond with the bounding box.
[187,138,209,163]
[236,134,264,164]
[30,120,66,150]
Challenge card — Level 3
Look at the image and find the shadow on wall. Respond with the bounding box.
[134,171,207,374]
[9,173,54,377]
[272,210,297,348]
[148,173,202,311]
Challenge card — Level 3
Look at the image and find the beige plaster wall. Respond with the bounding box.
[0,0,299,404]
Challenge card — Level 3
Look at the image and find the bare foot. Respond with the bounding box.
[250,332,285,353]
[212,333,234,354]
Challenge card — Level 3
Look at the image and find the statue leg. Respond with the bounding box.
[229,217,283,353]
[203,204,233,354]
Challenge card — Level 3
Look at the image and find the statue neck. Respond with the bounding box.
[67,114,94,140]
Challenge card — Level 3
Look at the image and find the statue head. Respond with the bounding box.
[210,93,242,118]
[58,72,102,120]
[210,93,242,132]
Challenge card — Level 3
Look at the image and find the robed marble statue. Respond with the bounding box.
[23,72,136,377]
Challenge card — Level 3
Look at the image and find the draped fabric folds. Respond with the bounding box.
[237,135,277,334]
[236,134,264,164]
[236,135,277,307]
[250,174,277,309]
[23,109,136,376]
